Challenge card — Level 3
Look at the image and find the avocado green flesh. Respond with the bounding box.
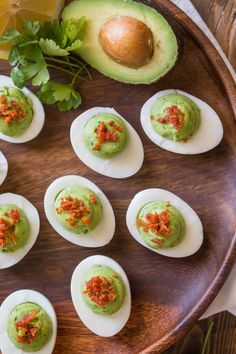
[151,94,201,142]
[0,87,33,137]
[62,0,178,84]
[83,113,128,159]
[7,302,53,352]
[0,205,29,253]
[82,265,126,315]
[54,186,102,234]
[137,201,185,249]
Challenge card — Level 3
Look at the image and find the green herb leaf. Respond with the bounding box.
[38,81,81,111]
[61,17,85,44]
[19,40,39,48]
[21,46,50,86]
[22,61,50,86]
[11,67,26,88]
[66,39,83,52]
[23,21,40,37]
[9,46,28,66]
[0,29,21,45]
[40,20,66,48]
[37,83,57,104]
[39,38,69,56]
[0,17,88,112]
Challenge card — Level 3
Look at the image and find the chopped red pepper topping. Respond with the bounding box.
[0,209,20,248]
[0,95,27,125]
[137,210,171,238]
[84,276,116,307]
[89,194,97,204]
[92,120,123,151]
[157,105,185,130]
[56,196,92,227]
[15,311,39,344]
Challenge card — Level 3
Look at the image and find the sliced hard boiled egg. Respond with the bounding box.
[70,107,144,178]
[0,75,45,144]
[140,89,223,154]
[0,289,57,354]
[0,151,8,186]
[126,188,203,258]
[44,175,115,247]
[71,255,131,337]
[0,193,40,269]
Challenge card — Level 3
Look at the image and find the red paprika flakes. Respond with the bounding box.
[84,276,116,307]
[15,311,39,344]
[0,95,28,125]
[157,105,185,130]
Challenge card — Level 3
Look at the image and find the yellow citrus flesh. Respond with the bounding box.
[0,0,65,59]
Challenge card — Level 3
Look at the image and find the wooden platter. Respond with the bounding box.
[0,0,235,353]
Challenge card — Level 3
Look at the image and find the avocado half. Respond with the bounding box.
[62,0,178,84]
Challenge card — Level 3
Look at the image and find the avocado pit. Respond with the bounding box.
[99,16,153,68]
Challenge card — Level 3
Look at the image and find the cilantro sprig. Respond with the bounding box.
[0,18,91,111]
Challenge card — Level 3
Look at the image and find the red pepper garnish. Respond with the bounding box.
[15,311,39,344]
[0,95,28,125]
[84,276,116,307]
[157,105,185,130]
[0,209,20,248]
[56,196,92,227]
[137,210,171,239]
[92,120,123,151]
[89,194,97,204]
[10,208,20,223]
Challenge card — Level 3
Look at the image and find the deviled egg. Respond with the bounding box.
[70,107,144,178]
[0,193,40,269]
[71,255,131,336]
[126,189,203,257]
[0,75,45,143]
[44,175,115,247]
[0,151,8,186]
[140,89,223,154]
[0,289,57,354]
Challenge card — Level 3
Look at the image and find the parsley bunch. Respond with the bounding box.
[0,18,91,111]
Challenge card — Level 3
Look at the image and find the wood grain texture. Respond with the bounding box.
[0,1,236,353]
[164,312,236,354]
[192,0,236,69]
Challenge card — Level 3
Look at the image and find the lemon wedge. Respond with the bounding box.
[0,0,65,59]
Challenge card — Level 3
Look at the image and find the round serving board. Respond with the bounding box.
[0,1,235,353]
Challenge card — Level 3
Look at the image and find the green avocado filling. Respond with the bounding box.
[0,87,33,137]
[82,264,126,315]
[137,201,185,249]
[54,186,102,234]
[83,113,128,159]
[150,94,201,142]
[0,205,29,252]
[7,302,53,352]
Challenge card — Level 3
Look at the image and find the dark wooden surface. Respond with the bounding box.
[164,312,236,354]
[163,1,236,353]
[192,0,235,69]
[0,1,236,353]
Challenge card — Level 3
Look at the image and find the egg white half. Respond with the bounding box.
[44,175,115,247]
[0,75,45,144]
[126,189,203,258]
[0,193,40,269]
[0,289,57,354]
[0,151,8,186]
[70,107,144,178]
[71,255,131,337]
[140,89,224,154]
